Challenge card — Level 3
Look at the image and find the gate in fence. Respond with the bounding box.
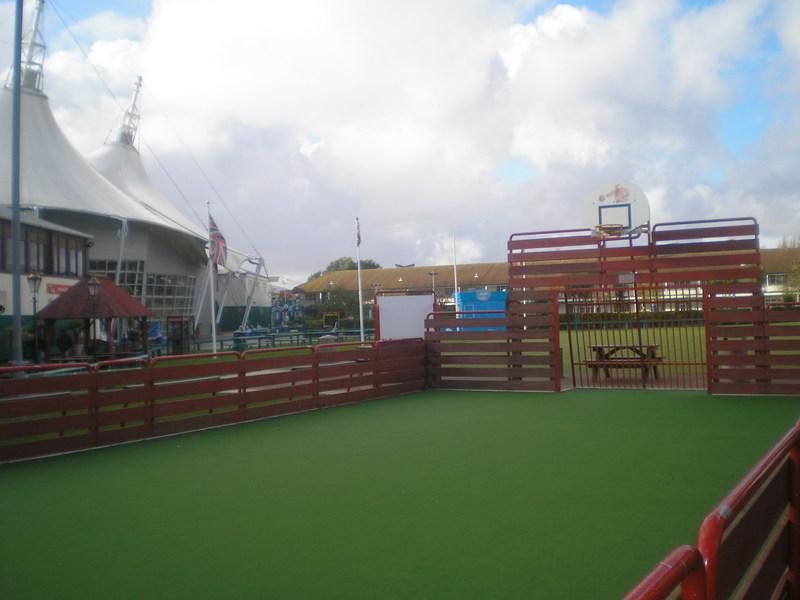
[562,285,706,390]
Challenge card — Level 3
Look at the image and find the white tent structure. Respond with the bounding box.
[87,77,272,334]
[1,1,270,336]
[0,1,206,329]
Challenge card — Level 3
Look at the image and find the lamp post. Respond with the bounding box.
[428,271,438,293]
[27,272,42,363]
[87,276,100,362]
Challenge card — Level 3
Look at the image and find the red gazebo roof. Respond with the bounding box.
[37,276,152,320]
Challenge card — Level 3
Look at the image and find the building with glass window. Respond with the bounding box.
[0,2,270,338]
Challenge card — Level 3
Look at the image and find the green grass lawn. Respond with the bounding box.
[2,389,799,599]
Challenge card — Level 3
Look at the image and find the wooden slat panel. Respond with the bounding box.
[0,372,93,396]
[653,266,761,284]
[432,366,554,379]
[0,413,92,439]
[318,374,375,393]
[320,388,376,407]
[425,317,509,329]
[317,348,373,364]
[244,369,313,388]
[152,377,240,401]
[0,393,91,417]
[651,223,757,242]
[766,310,800,322]
[241,382,315,404]
[434,379,555,391]
[716,459,790,599]
[430,354,553,366]
[97,406,149,426]
[709,310,765,324]
[427,341,552,353]
[152,411,241,437]
[96,386,148,407]
[152,360,240,381]
[712,367,800,380]
[243,354,315,371]
[244,398,318,421]
[708,296,766,309]
[97,426,149,446]
[153,392,243,418]
[653,253,759,270]
[507,234,599,250]
[740,522,789,600]
[95,369,149,387]
[508,274,603,288]
[712,382,800,395]
[655,238,758,255]
[317,362,373,378]
[713,355,800,367]
[0,434,92,462]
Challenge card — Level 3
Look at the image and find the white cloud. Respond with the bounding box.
[3,0,798,280]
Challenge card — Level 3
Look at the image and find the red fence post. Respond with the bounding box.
[551,292,561,392]
[89,367,99,446]
[791,426,800,600]
[703,286,713,395]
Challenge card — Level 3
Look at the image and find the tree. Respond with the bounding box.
[307,256,381,281]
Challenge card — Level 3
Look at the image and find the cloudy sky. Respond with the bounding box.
[1,0,799,285]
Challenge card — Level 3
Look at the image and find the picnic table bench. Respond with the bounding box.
[582,344,664,384]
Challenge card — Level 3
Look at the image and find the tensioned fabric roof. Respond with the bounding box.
[37,276,152,320]
[0,85,198,235]
[87,141,207,241]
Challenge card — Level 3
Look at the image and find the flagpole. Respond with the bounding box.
[356,217,365,342]
[206,202,217,355]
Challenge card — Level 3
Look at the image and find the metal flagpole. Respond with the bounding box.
[10,0,24,364]
[206,202,217,354]
[356,217,365,342]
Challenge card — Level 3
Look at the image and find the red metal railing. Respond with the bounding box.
[622,545,706,600]
[626,420,800,600]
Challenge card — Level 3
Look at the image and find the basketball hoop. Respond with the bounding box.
[591,223,624,238]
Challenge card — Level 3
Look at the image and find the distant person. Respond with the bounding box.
[56,329,73,358]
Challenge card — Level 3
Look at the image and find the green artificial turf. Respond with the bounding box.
[2,389,800,599]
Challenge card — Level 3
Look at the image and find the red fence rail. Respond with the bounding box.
[0,338,425,462]
[626,421,800,600]
[622,545,706,600]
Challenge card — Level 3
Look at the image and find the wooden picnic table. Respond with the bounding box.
[585,344,663,383]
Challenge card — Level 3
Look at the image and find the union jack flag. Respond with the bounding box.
[208,215,227,266]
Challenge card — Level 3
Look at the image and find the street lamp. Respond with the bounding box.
[428,271,438,293]
[27,272,42,363]
[87,276,100,361]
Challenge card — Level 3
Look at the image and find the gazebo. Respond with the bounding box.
[37,276,152,360]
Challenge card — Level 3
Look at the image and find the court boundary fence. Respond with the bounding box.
[624,419,800,600]
[0,338,425,463]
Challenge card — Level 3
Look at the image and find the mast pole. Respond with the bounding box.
[10,0,25,364]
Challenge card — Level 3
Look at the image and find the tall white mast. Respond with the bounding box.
[116,76,142,147]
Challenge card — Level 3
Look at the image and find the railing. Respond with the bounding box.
[626,420,800,600]
[622,545,706,600]
[152,328,376,356]
[0,338,424,463]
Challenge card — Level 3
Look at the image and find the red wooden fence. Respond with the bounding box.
[0,338,425,462]
[424,307,560,392]
[626,421,800,600]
